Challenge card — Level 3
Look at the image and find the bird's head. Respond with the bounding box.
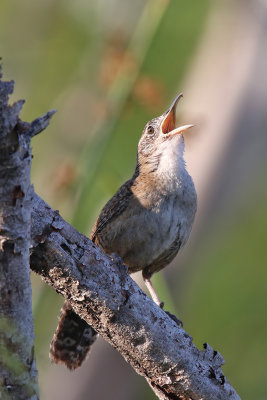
[137,93,194,174]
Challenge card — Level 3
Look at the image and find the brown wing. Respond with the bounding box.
[90,179,133,243]
[143,224,182,277]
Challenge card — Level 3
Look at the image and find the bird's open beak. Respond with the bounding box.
[161,93,194,135]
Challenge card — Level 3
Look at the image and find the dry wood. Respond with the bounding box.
[0,68,55,399]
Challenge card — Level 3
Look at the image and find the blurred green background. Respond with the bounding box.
[1,0,267,399]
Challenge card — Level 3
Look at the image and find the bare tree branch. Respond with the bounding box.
[30,193,240,400]
[0,69,42,399]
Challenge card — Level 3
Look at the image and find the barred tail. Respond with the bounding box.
[50,302,98,370]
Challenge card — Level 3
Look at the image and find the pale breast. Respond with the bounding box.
[97,182,196,274]
[96,153,197,275]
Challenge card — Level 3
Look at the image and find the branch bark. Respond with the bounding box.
[0,69,39,399]
[30,193,240,400]
[0,66,56,399]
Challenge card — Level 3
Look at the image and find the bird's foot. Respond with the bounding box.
[159,302,183,327]
[142,273,183,326]
[164,311,183,327]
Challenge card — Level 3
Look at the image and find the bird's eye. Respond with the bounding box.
[147,126,154,135]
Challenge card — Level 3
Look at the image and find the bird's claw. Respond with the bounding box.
[158,301,183,326]
[157,300,183,326]
[164,310,183,327]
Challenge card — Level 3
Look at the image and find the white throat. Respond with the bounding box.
[157,137,185,180]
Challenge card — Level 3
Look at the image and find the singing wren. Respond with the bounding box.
[50,93,197,369]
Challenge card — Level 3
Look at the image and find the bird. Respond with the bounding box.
[50,93,197,369]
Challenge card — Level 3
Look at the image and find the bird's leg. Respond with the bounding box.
[142,270,183,327]
[142,270,164,308]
